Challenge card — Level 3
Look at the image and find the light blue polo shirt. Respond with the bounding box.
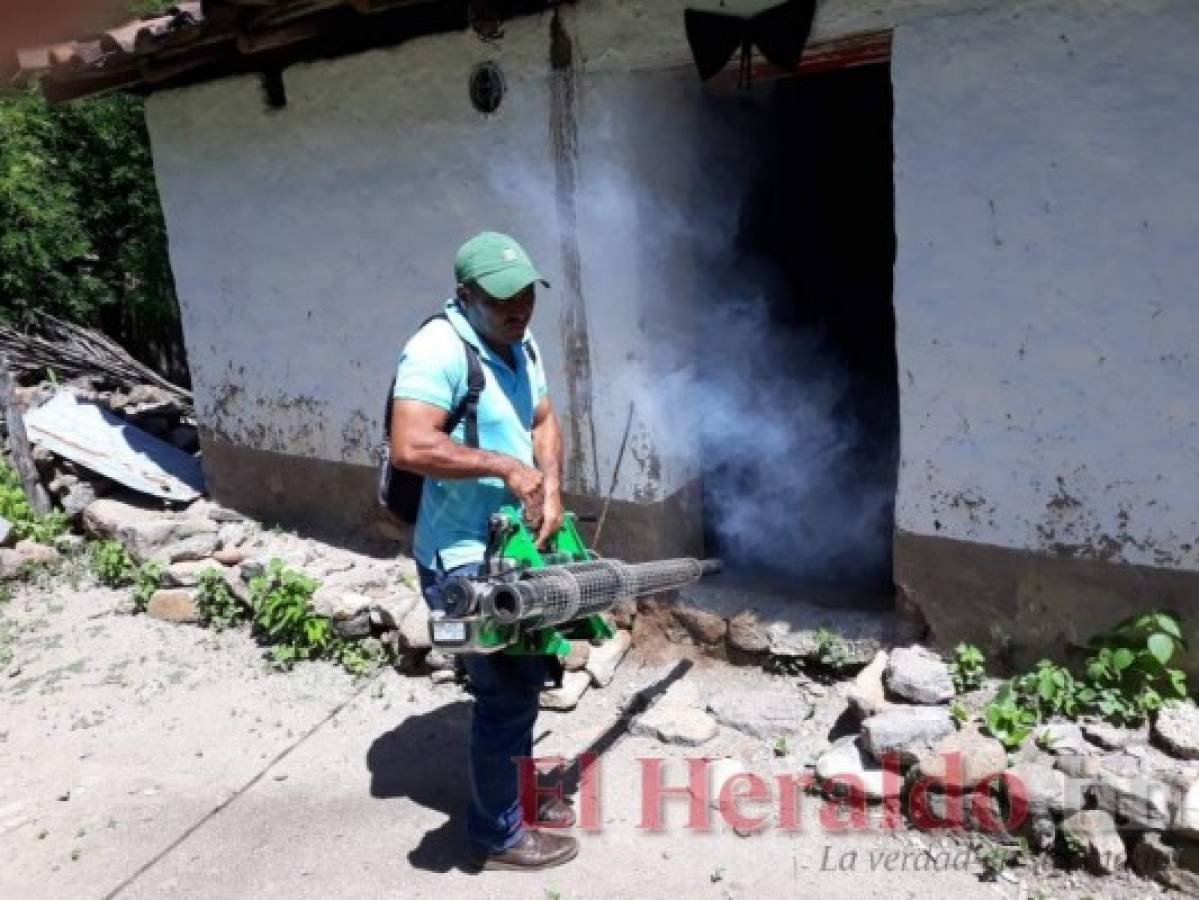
[393,299,548,572]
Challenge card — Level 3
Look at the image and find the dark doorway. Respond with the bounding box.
[696,62,898,593]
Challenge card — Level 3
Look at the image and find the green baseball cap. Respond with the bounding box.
[454,231,548,301]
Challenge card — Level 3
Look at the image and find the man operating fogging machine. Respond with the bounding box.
[387,232,719,871]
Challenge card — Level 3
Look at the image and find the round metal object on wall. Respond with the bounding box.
[469,61,506,115]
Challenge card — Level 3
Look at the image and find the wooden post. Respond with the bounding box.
[0,353,52,515]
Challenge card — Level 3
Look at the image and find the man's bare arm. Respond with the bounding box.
[389,398,545,513]
[532,396,564,545]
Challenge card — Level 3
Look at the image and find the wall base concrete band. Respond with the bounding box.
[895,530,1199,678]
[200,435,704,563]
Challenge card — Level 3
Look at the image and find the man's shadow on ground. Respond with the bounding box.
[366,699,477,874]
[366,661,694,874]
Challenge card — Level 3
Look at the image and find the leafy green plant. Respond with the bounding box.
[814,626,851,669]
[1017,660,1080,719]
[0,462,68,544]
[337,638,388,678]
[984,681,1038,750]
[130,560,164,612]
[950,642,987,693]
[950,700,970,725]
[983,611,1190,747]
[88,540,135,587]
[976,836,1018,882]
[1075,611,1188,724]
[1034,728,1057,753]
[194,568,245,632]
[249,559,331,670]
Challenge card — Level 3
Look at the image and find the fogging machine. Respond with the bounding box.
[428,505,721,655]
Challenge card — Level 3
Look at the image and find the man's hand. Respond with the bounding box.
[536,490,565,549]
[503,461,546,529]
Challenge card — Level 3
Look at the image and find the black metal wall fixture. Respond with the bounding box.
[684,0,817,87]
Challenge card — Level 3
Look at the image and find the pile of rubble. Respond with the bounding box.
[618,638,1199,891]
[11,377,197,520]
[0,484,634,711]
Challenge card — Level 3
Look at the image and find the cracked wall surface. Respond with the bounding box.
[893,0,1199,572]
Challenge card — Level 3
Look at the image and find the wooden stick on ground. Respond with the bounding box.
[0,352,52,514]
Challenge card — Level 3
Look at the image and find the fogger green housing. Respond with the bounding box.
[428,505,721,655]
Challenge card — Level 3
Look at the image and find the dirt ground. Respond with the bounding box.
[0,565,1164,900]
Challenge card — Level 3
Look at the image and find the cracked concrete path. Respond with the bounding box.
[0,573,1051,900]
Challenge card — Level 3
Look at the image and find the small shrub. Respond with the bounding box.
[950,642,987,694]
[814,626,851,670]
[89,540,135,587]
[337,637,388,678]
[0,462,68,544]
[1077,611,1188,723]
[1017,660,1080,719]
[983,610,1190,747]
[131,560,164,612]
[194,568,245,632]
[249,559,330,669]
[950,700,970,725]
[984,681,1038,750]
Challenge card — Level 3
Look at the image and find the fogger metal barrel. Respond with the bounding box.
[478,557,722,628]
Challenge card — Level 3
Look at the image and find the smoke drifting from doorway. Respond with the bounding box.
[677,292,895,582]
[486,109,895,583]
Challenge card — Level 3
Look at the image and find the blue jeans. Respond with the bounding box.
[418,562,549,853]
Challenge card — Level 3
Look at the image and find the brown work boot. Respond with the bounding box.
[534,796,577,828]
[476,829,579,871]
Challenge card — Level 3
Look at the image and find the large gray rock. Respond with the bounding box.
[540,671,590,712]
[912,728,1007,789]
[562,640,590,672]
[630,704,718,747]
[1154,701,1199,761]
[861,707,955,765]
[1082,719,1149,751]
[1060,809,1127,875]
[1130,831,1176,881]
[584,629,631,688]
[311,590,373,622]
[1006,762,1080,818]
[60,481,98,519]
[1035,721,1095,755]
[884,646,954,705]
[706,686,812,739]
[1175,779,1199,840]
[217,522,250,549]
[1089,770,1172,831]
[147,588,200,624]
[628,678,718,747]
[673,606,727,645]
[767,624,879,667]
[164,560,222,587]
[816,735,902,802]
[847,651,896,718]
[83,498,219,564]
[726,611,768,655]
[370,591,421,631]
[398,602,431,651]
[13,540,61,566]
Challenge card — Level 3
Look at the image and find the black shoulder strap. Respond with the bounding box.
[384,312,484,448]
[445,340,484,448]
